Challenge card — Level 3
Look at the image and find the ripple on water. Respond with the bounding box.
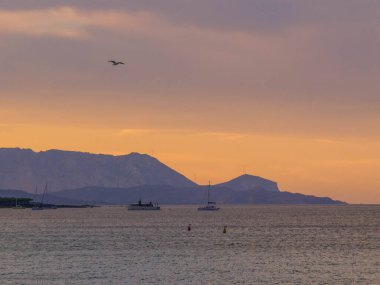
[0,205,379,284]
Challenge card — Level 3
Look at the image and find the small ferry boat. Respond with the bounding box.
[198,181,220,211]
[128,199,160,211]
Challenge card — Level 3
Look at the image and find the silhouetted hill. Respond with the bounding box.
[0,148,346,205]
[0,148,196,192]
[49,185,345,205]
[216,174,280,192]
[222,187,346,204]
[0,184,345,205]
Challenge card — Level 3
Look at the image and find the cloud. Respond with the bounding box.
[0,7,87,38]
[0,6,156,38]
[196,131,246,141]
[118,128,246,140]
[323,159,380,167]
[0,5,309,54]
[118,128,158,136]
[1,4,380,140]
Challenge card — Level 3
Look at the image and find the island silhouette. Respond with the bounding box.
[0,148,345,205]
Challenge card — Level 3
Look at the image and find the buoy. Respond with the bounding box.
[188,224,191,231]
[223,226,227,233]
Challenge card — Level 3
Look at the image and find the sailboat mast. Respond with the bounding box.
[208,180,210,203]
[40,183,48,206]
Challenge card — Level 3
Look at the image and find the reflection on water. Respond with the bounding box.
[0,205,379,284]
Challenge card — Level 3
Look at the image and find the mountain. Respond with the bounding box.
[0,147,346,205]
[0,183,345,206]
[216,174,280,192]
[0,148,196,192]
[48,185,345,205]
[221,187,346,204]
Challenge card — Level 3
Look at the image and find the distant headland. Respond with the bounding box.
[0,148,346,205]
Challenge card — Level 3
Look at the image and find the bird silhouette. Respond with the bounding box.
[108,60,124,66]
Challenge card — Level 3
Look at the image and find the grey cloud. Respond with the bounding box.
[1,1,380,137]
[2,1,380,34]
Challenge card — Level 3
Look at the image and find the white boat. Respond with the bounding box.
[32,206,44,211]
[198,181,220,211]
[128,199,160,210]
[12,198,26,209]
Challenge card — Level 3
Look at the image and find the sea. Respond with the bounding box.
[0,205,379,284]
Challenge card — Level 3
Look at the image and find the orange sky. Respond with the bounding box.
[1,2,380,203]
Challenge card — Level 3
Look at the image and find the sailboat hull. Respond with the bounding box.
[198,181,220,211]
[197,206,220,211]
[128,206,160,210]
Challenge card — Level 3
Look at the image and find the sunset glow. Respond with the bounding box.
[1,1,380,203]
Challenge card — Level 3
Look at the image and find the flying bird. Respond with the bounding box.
[108,60,125,66]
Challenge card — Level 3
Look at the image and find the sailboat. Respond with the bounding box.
[32,184,47,210]
[197,181,220,211]
[12,197,25,209]
[43,183,57,210]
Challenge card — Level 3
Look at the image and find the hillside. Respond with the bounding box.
[216,174,280,192]
[49,185,345,205]
[0,148,346,205]
[0,148,196,192]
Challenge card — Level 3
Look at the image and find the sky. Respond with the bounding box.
[1,0,380,203]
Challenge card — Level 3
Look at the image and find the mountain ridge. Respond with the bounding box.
[0,148,346,204]
[0,148,196,192]
[216,174,280,192]
[0,186,346,205]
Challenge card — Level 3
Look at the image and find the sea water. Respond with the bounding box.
[0,205,379,284]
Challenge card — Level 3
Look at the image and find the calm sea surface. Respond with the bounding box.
[0,205,379,284]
